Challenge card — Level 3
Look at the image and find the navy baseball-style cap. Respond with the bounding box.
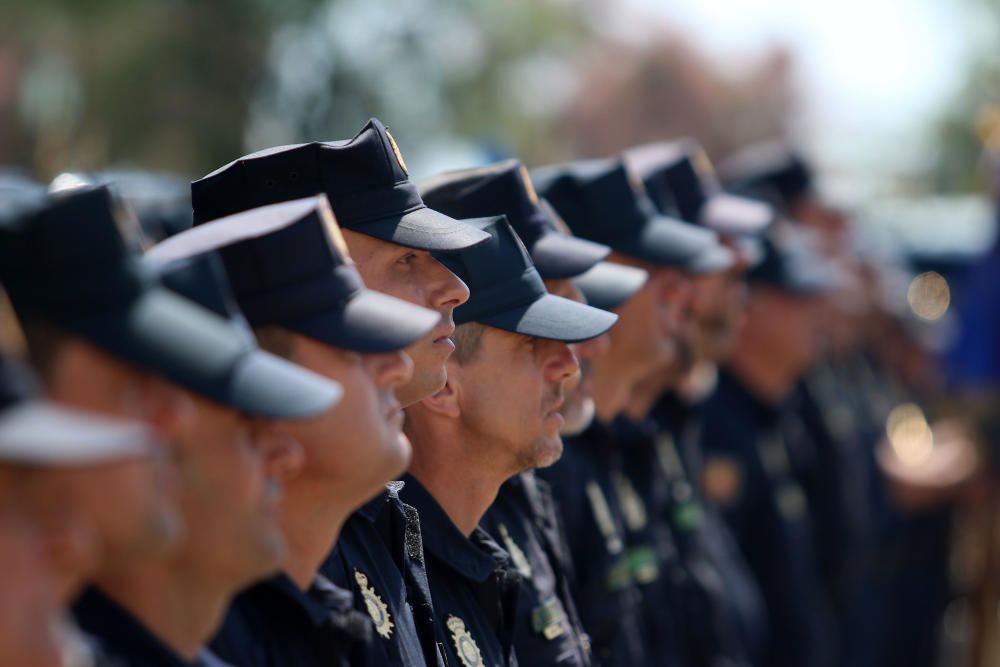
[573,261,649,312]
[150,254,343,418]
[625,139,774,237]
[0,355,157,466]
[418,160,610,280]
[748,233,841,295]
[0,186,334,411]
[436,216,617,342]
[717,141,815,212]
[93,169,194,243]
[530,159,722,271]
[149,195,440,354]
[191,118,490,252]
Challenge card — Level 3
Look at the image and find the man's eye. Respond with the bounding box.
[398,253,417,266]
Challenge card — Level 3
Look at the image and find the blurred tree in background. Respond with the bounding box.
[0,0,802,181]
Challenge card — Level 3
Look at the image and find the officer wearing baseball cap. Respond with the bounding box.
[699,234,841,667]
[185,121,485,667]
[0,354,170,667]
[151,194,439,667]
[401,215,614,667]
[528,158,734,665]
[0,188,342,667]
[619,140,777,666]
[420,159,643,666]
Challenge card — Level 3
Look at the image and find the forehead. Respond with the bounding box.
[340,227,410,261]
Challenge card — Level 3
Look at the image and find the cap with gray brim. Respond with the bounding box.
[436,216,618,343]
[149,195,440,354]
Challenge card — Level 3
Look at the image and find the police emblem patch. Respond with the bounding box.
[446,615,484,667]
[354,570,393,639]
[385,129,408,175]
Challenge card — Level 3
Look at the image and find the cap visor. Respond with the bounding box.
[618,216,717,267]
[684,245,736,276]
[0,401,155,466]
[531,231,611,280]
[355,206,491,252]
[289,287,442,354]
[479,293,618,343]
[574,261,649,311]
[702,193,774,235]
[229,352,343,420]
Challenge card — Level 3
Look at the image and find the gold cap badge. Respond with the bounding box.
[385,129,408,176]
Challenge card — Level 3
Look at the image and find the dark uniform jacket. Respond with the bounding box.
[699,370,834,667]
[75,587,231,667]
[481,471,592,667]
[537,421,648,666]
[651,393,768,667]
[322,482,446,667]
[400,474,521,667]
[210,572,371,666]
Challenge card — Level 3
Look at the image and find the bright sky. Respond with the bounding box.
[628,0,993,185]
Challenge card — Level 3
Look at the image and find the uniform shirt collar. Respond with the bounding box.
[401,473,508,582]
[262,571,360,632]
[74,586,208,667]
[355,480,406,523]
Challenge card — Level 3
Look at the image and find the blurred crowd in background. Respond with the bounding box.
[6,1,1000,666]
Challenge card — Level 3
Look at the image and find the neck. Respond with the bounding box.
[279,483,351,589]
[91,562,230,661]
[727,344,798,406]
[406,421,507,537]
[591,360,637,423]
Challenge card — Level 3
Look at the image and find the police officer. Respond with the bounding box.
[402,215,614,667]
[151,194,442,666]
[0,354,163,667]
[1,186,342,666]
[531,158,725,665]
[625,139,776,666]
[183,119,489,667]
[698,234,840,667]
[420,158,648,666]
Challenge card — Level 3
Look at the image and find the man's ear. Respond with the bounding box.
[418,373,461,419]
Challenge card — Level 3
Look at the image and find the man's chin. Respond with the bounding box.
[395,367,447,408]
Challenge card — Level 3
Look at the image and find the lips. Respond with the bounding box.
[432,321,456,345]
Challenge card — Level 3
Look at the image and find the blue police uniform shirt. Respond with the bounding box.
[74,586,232,667]
[322,482,446,667]
[699,370,835,667]
[648,394,767,667]
[536,421,648,666]
[209,571,370,667]
[607,416,687,667]
[480,471,592,667]
[399,473,521,667]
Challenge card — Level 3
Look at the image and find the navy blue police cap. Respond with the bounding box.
[93,169,194,243]
[0,185,342,417]
[748,232,841,295]
[149,195,440,354]
[418,159,610,280]
[436,216,617,343]
[530,159,725,272]
[625,139,774,237]
[151,253,343,418]
[0,354,160,466]
[191,118,490,252]
[717,141,815,213]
